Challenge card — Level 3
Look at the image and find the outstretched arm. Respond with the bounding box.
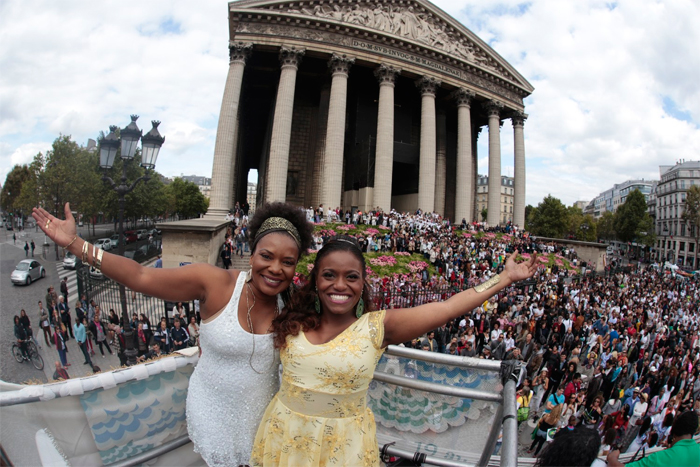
[382,251,537,347]
[32,203,234,318]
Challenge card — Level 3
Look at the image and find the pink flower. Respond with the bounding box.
[365,228,379,235]
[407,261,429,273]
[395,251,410,256]
[378,225,390,230]
[336,224,353,231]
[463,233,472,238]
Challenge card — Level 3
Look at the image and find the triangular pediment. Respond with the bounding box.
[230,0,533,95]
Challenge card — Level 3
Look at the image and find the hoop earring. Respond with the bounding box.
[246,268,253,282]
[315,295,321,314]
[356,298,364,318]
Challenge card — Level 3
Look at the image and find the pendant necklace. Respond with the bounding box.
[245,281,279,374]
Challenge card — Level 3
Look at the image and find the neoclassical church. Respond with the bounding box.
[205,0,533,226]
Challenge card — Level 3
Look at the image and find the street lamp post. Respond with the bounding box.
[99,115,164,366]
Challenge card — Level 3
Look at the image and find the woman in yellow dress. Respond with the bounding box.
[251,236,537,466]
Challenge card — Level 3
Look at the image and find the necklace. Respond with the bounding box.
[245,281,279,374]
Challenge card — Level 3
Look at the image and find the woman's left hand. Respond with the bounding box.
[503,250,538,283]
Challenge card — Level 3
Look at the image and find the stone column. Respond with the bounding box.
[321,53,354,211]
[416,76,441,213]
[206,42,252,218]
[434,110,447,216]
[486,100,504,226]
[453,88,475,224]
[373,64,400,213]
[266,46,305,203]
[512,111,528,228]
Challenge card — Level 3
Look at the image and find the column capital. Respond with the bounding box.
[415,75,441,96]
[328,53,354,76]
[511,111,528,127]
[279,46,305,69]
[484,99,504,118]
[228,41,253,63]
[452,88,476,107]
[374,63,401,85]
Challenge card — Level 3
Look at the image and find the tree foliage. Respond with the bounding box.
[164,178,208,219]
[1,164,32,214]
[613,189,653,243]
[597,212,616,240]
[526,195,570,238]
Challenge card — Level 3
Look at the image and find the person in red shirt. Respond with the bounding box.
[564,373,582,400]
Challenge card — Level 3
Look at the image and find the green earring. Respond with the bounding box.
[355,298,364,318]
[315,295,321,314]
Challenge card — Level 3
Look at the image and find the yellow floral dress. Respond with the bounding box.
[250,310,386,466]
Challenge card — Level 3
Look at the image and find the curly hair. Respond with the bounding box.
[247,202,313,258]
[271,236,373,349]
[536,427,600,467]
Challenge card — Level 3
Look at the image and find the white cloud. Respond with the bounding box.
[1,0,699,210]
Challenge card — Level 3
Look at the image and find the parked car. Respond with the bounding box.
[94,238,112,251]
[63,252,82,270]
[124,231,138,243]
[11,259,46,285]
[136,229,148,240]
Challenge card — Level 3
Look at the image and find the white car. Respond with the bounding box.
[11,259,46,285]
[94,238,112,251]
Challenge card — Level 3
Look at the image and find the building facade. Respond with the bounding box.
[584,179,656,218]
[655,161,700,268]
[475,174,514,224]
[204,0,533,226]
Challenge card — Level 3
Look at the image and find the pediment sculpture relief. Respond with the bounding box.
[280,3,505,76]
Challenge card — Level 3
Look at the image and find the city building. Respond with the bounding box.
[180,175,212,199]
[584,179,656,218]
[247,182,257,214]
[475,175,514,224]
[573,200,589,211]
[204,0,533,226]
[655,160,700,267]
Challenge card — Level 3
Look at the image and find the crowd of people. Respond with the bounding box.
[25,199,700,466]
[295,206,700,463]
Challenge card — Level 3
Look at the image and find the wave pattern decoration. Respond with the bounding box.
[368,355,498,437]
[80,366,193,465]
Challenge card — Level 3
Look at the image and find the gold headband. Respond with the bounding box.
[256,217,301,249]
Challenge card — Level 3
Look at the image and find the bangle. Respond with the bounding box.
[82,241,89,264]
[96,248,104,271]
[92,244,97,267]
[65,236,78,249]
[474,274,501,293]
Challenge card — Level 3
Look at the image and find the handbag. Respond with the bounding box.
[517,406,530,422]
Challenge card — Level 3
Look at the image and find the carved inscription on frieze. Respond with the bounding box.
[352,39,461,78]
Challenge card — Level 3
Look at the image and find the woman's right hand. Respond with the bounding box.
[32,203,77,249]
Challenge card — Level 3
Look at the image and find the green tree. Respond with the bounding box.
[613,189,650,243]
[15,153,45,215]
[526,195,569,238]
[597,211,616,240]
[481,208,487,222]
[1,164,32,222]
[165,178,208,219]
[682,185,700,258]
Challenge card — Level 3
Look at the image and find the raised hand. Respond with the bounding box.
[32,203,77,249]
[504,250,538,283]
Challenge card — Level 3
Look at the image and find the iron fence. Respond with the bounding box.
[76,266,191,328]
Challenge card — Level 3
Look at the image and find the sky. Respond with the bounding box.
[1,0,699,208]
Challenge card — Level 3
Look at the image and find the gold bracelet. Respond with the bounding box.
[96,248,104,271]
[65,236,78,249]
[92,244,97,267]
[82,241,89,264]
[474,274,501,293]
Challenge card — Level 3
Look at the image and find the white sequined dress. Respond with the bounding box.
[187,272,280,466]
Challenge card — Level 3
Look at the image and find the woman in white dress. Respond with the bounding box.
[33,202,313,466]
